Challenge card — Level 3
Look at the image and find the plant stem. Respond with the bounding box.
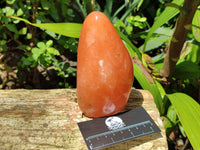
[160,0,200,81]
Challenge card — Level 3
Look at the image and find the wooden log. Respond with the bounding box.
[0,89,168,150]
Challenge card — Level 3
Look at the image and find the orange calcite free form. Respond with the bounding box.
[77,11,134,118]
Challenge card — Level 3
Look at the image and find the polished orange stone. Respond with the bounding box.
[77,11,134,118]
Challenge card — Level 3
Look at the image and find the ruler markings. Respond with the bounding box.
[86,120,151,141]
[89,130,154,150]
[78,107,161,150]
[86,120,155,150]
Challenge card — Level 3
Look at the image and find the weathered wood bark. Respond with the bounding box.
[0,89,168,150]
[160,0,200,80]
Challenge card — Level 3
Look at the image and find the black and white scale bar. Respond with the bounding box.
[78,107,161,150]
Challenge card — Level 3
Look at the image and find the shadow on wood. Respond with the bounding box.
[0,88,168,150]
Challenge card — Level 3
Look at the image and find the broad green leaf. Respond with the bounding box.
[154,27,174,37]
[139,35,169,52]
[166,105,177,125]
[167,93,200,150]
[6,0,15,5]
[17,8,23,16]
[47,47,60,55]
[174,61,200,80]
[155,80,170,114]
[192,9,200,42]
[46,40,53,47]
[134,63,163,114]
[4,6,15,16]
[32,48,44,60]
[143,0,184,51]
[5,24,18,33]
[185,43,200,64]
[37,42,46,50]
[18,27,27,35]
[155,80,166,98]
[11,16,82,38]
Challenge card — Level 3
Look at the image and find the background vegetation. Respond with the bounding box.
[1,0,200,149]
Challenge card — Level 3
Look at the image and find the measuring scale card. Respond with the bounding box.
[78,107,161,150]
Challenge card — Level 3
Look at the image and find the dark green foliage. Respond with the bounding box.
[0,0,80,88]
[1,0,200,148]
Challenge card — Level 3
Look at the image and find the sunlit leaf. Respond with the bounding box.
[166,105,177,124]
[18,27,27,35]
[185,43,200,64]
[5,7,15,16]
[167,93,200,150]
[17,8,23,16]
[143,0,184,51]
[11,16,82,38]
[139,35,169,52]
[192,9,200,42]
[47,47,60,55]
[133,63,163,114]
[6,0,15,5]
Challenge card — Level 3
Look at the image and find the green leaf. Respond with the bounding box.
[174,61,200,80]
[4,7,15,16]
[139,35,169,52]
[104,0,113,19]
[143,0,184,51]
[37,42,46,50]
[185,43,200,64]
[0,40,7,45]
[47,47,60,55]
[161,116,175,134]
[166,105,177,124]
[167,93,200,150]
[11,16,82,38]
[41,0,51,10]
[17,8,23,16]
[5,24,18,33]
[18,27,27,35]
[116,28,142,60]
[6,0,15,4]
[46,40,53,47]
[32,48,44,60]
[178,123,187,137]
[26,33,32,40]
[134,63,163,114]
[155,80,169,114]
[120,0,141,21]
[140,27,173,52]
[192,9,200,42]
